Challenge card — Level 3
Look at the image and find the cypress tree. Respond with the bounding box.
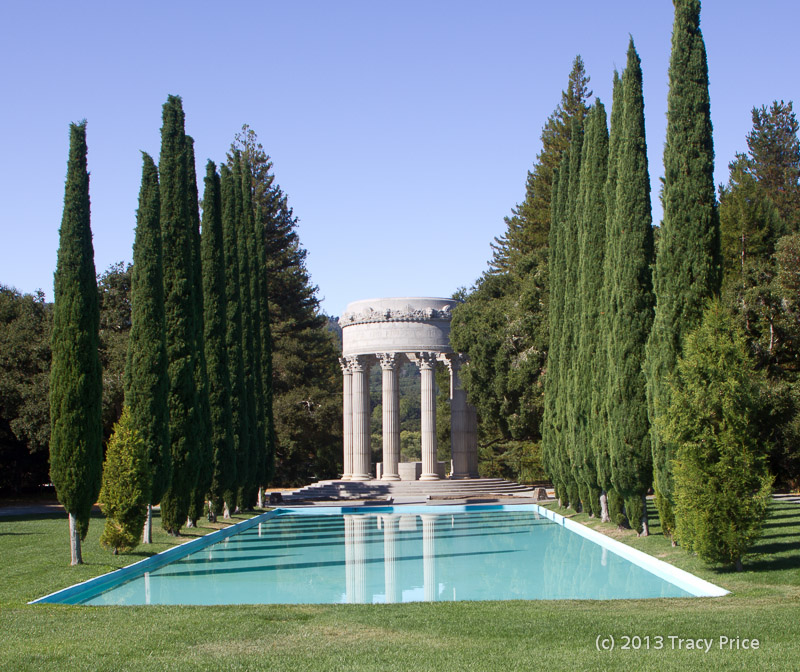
[606,40,655,535]
[559,115,584,511]
[220,163,249,515]
[541,164,564,502]
[200,161,236,520]
[646,0,721,538]
[575,101,608,519]
[99,407,150,554]
[596,71,624,524]
[159,95,199,535]
[185,136,212,526]
[49,121,103,565]
[240,155,266,506]
[125,152,171,544]
[232,152,258,509]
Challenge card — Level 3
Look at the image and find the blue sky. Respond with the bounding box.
[1,1,797,316]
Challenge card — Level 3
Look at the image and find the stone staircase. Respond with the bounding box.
[281,478,541,503]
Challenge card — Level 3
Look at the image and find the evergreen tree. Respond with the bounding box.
[200,161,236,520]
[220,163,249,514]
[559,115,584,511]
[646,0,720,538]
[232,127,339,485]
[158,95,199,535]
[606,40,655,535]
[49,121,103,565]
[125,152,171,544]
[574,101,608,519]
[596,71,624,524]
[99,407,150,554]
[665,301,773,570]
[185,136,212,526]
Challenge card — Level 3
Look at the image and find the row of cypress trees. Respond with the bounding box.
[543,0,718,537]
[124,96,276,538]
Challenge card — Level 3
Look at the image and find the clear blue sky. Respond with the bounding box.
[1,1,797,316]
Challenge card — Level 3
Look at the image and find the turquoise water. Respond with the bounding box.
[73,508,692,605]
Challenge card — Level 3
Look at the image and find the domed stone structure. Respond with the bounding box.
[338,297,478,482]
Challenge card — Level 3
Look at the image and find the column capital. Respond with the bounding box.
[339,356,352,374]
[437,352,463,372]
[349,354,368,373]
[414,351,437,371]
[378,352,399,371]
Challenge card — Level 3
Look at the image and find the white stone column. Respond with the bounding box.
[416,352,439,481]
[379,353,401,481]
[350,355,372,481]
[442,354,469,479]
[339,357,353,480]
[382,514,399,603]
[421,514,437,602]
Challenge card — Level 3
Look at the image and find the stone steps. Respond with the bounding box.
[282,478,538,502]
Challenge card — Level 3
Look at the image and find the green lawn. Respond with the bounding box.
[1,501,799,671]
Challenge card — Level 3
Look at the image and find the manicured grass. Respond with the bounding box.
[1,502,799,671]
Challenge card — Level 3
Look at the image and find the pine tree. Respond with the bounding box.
[646,0,720,538]
[606,40,655,535]
[49,121,103,565]
[574,101,608,519]
[220,163,249,513]
[185,136,212,526]
[158,95,200,535]
[200,160,236,520]
[99,407,150,554]
[125,152,171,544]
[665,301,773,570]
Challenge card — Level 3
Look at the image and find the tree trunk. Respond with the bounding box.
[142,504,152,544]
[735,557,743,572]
[599,492,610,523]
[68,512,83,565]
[223,501,231,519]
[639,493,649,537]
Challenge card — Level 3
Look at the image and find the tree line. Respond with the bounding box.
[453,0,798,570]
[6,95,342,563]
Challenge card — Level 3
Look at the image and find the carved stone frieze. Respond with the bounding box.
[339,303,453,327]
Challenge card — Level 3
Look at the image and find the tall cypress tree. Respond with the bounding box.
[220,163,249,515]
[240,155,266,505]
[200,160,235,520]
[159,95,199,535]
[541,164,564,502]
[49,121,103,565]
[125,152,171,544]
[185,136,212,526]
[606,40,655,535]
[232,152,258,509]
[574,101,608,519]
[646,0,721,538]
[559,115,584,511]
[596,71,624,524]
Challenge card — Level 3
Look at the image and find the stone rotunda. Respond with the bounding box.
[339,297,479,481]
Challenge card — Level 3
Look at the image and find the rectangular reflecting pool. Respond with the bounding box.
[33,504,727,605]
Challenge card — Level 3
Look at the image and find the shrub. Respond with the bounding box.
[99,407,151,553]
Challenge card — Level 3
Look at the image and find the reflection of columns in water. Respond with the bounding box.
[144,571,151,605]
[350,356,371,481]
[421,514,437,602]
[417,352,439,480]
[382,514,400,603]
[339,357,353,480]
[344,515,355,603]
[352,515,368,603]
[379,353,401,480]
